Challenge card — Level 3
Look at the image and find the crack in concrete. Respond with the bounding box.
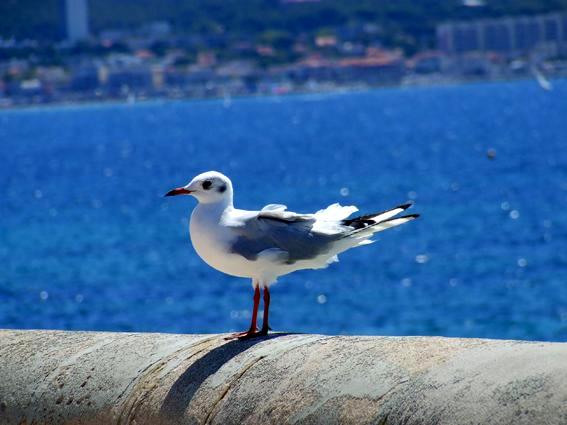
[116,335,222,425]
[203,355,267,425]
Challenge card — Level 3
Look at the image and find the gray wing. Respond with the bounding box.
[226,209,340,264]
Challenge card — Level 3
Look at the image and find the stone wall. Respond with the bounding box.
[1,330,566,424]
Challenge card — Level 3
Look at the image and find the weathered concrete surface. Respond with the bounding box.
[1,330,567,425]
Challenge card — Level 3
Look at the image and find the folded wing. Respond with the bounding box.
[226,208,342,264]
[225,202,418,265]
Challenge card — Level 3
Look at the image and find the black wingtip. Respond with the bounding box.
[398,202,414,211]
[405,213,420,219]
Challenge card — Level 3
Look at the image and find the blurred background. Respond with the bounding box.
[1,1,566,341]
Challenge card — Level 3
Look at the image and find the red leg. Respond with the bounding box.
[248,286,261,333]
[226,286,261,340]
[259,287,271,335]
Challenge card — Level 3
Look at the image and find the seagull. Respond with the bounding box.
[165,171,419,339]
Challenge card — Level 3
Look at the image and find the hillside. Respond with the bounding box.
[1,0,567,53]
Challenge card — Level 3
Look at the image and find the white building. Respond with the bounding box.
[437,13,567,59]
[64,0,89,42]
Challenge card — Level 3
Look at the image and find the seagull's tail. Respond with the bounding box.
[312,203,419,269]
[342,203,419,238]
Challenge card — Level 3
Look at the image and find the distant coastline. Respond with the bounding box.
[1,72,564,112]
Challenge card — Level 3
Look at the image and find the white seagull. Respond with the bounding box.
[166,171,419,339]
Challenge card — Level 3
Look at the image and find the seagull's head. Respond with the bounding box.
[165,171,233,205]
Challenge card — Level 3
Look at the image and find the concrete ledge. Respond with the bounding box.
[1,330,566,424]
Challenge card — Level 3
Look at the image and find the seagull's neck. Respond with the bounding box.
[195,197,233,218]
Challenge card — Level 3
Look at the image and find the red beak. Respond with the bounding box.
[164,187,192,197]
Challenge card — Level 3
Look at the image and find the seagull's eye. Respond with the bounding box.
[202,180,212,190]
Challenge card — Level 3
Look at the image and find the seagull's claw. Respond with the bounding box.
[225,329,259,340]
[237,331,262,340]
[224,327,271,340]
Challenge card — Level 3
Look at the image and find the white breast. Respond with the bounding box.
[189,205,256,279]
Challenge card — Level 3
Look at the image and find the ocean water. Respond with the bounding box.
[1,79,567,341]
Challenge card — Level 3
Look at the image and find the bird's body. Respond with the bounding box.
[189,200,415,286]
[166,171,418,338]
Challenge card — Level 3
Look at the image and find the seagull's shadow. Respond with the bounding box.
[159,333,296,419]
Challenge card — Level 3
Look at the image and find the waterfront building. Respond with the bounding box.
[62,0,89,42]
[437,12,567,59]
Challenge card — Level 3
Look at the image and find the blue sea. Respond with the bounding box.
[1,80,567,341]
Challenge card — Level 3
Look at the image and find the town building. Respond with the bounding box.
[62,0,90,42]
[437,12,567,59]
